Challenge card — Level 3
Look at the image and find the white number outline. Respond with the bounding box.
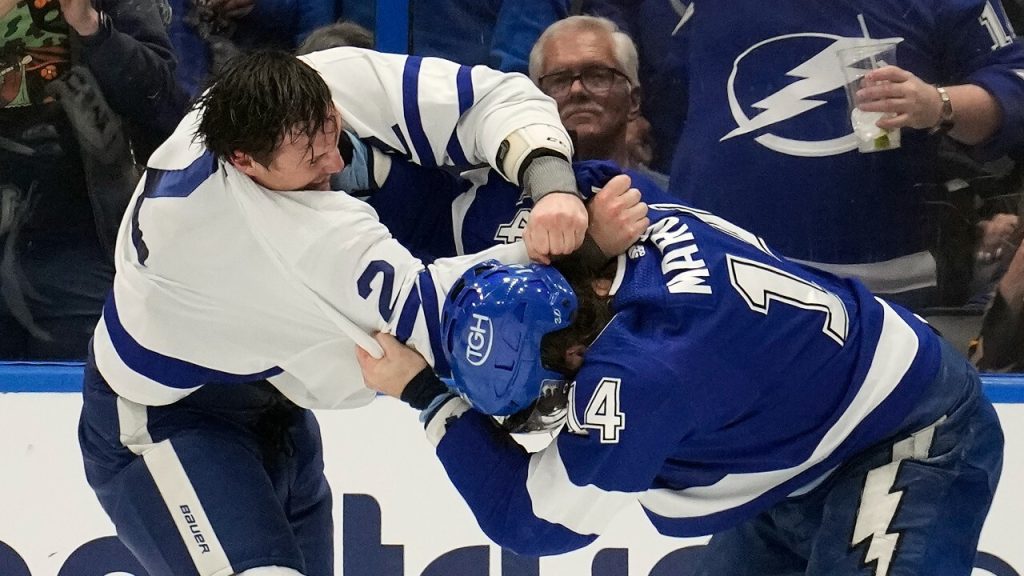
[493,208,531,244]
[647,203,849,345]
[580,377,626,444]
[727,255,849,345]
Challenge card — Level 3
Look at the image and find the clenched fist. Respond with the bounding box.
[587,174,649,257]
[524,192,588,264]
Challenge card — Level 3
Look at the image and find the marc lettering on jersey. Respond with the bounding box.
[645,216,711,295]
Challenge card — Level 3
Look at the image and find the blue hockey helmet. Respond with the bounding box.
[441,260,578,420]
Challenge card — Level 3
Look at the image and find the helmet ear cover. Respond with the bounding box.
[441,260,578,418]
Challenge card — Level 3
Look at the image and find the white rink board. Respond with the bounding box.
[0,394,1020,575]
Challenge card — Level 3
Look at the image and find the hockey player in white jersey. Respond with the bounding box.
[77,49,646,576]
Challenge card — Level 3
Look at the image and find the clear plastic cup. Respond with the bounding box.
[837,41,902,153]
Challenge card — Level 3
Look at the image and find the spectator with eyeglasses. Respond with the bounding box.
[303,15,661,267]
[529,15,668,188]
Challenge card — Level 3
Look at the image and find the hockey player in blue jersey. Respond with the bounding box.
[359,165,1005,575]
[76,49,649,576]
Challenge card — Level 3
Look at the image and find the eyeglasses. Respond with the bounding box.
[537,66,630,98]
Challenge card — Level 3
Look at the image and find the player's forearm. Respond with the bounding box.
[521,156,580,204]
[428,406,599,556]
[944,84,1003,145]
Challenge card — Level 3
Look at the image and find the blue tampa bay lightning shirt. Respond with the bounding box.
[667,0,1024,292]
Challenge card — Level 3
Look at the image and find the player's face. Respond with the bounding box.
[537,30,639,153]
[244,106,345,192]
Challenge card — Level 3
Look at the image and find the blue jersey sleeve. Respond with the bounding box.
[361,151,469,262]
[434,333,692,554]
[435,411,598,555]
[572,160,678,205]
[940,0,1024,154]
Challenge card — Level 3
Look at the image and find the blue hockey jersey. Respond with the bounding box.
[668,0,1024,292]
[430,176,945,553]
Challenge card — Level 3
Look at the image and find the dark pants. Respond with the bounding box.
[78,354,335,576]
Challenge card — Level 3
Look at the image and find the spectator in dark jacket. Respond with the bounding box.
[0,0,187,359]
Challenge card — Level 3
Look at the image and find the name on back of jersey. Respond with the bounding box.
[642,216,712,295]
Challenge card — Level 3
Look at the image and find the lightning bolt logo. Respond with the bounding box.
[851,418,943,575]
[724,37,898,141]
[720,33,903,157]
[670,0,694,35]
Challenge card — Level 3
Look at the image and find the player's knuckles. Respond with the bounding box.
[623,188,642,203]
[630,201,648,217]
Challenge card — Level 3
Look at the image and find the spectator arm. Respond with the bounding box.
[77,0,188,138]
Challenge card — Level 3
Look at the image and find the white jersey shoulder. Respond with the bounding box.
[94,52,544,409]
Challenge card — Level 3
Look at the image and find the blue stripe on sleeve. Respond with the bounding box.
[417,271,450,376]
[395,286,422,344]
[132,151,219,266]
[402,56,437,168]
[143,151,218,199]
[103,293,283,389]
[445,134,469,167]
[455,65,475,114]
[444,66,475,166]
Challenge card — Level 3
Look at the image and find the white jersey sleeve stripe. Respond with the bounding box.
[526,440,637,536]
[638,298,919,519]
[301,47,570,181]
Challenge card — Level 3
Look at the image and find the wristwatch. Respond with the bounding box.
[929,86,955,135]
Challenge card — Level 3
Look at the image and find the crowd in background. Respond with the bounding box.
[2,0,1024,369]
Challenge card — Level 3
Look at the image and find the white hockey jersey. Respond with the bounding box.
[92,48,571,410]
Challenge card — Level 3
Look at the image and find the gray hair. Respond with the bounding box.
[528,15,640,86]
[297,20,375,55]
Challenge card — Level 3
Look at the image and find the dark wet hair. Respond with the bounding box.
[540,254,616,380]
[193,49,334,166]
